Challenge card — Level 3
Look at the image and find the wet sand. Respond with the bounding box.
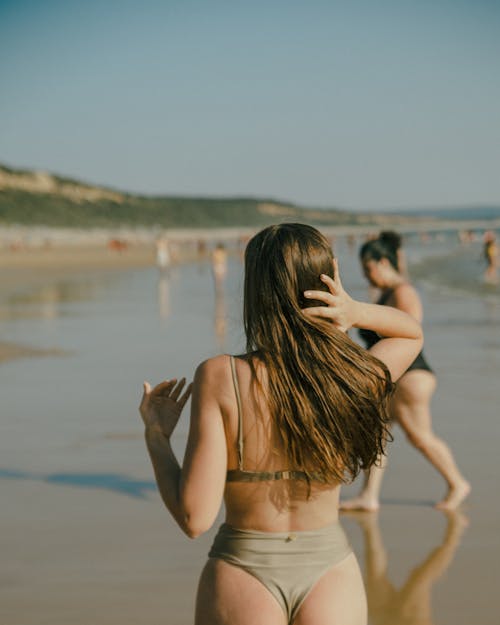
[0,341,67,363]
[0,235,499,625]
[0,243,154,365]
[0,243,155,271]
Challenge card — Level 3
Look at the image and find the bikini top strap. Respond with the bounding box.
[229,356,244,470]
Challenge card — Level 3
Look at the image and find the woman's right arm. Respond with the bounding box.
[303,260,423,382]
[351,301,423,381]
[140,358,228,538]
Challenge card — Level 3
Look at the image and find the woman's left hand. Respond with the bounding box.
[302,259,359,332]
[139,378,193,439]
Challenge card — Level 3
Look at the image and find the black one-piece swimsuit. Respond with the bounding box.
[358,289,433,374]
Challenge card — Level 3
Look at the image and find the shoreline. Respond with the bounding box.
[1,220,498,365]
[0,218,498,272]
[0,242,156,271]
[1,216,499,244]
[0,341,68,364]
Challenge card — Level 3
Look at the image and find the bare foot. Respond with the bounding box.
[340,495,380,512]
[435,481,471,510]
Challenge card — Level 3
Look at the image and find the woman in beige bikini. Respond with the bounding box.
[139,223,423,625]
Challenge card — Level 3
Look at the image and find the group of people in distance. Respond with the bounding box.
[140,223,470,625]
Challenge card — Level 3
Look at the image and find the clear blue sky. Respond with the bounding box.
[1,0,499,210]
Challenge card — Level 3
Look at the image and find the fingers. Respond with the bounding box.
[140,381,152,409]
[320,272,343,296]
[302,306,336,319]
[146,377,193,404]
[170,378,186,401]
[311,270,342,296]
[317,259,343,293]
[317,273,336,294]
[303,289,337,305]
[178,383,193,410]
[302,259,343,305]
[302,306,346,331]
[332,258,343,288]
[150,379,177,398]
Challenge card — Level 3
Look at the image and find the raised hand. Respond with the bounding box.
[302,258,359,332]
[140,377,193,439]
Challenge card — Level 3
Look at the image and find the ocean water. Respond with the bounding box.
[1,233,499,625]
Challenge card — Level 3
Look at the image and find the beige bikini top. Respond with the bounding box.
[225,356,321,483]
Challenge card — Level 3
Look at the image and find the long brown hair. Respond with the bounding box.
[244,223,393,484]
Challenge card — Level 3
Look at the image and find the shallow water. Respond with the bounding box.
[1,235,499,625]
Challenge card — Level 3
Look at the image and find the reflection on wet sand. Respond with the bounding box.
[0,341,68,364]
[346,511,468,625]
[157,273,170,320]
[0,275,118,321]
[214,272,227,349]
[211,242,228,293]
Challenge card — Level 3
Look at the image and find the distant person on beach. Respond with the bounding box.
[341,232,470,512]
[347,233,356,252]
[139,223,423,625]
[482,231,498,284]
[108,238,128,252]
[197,239,207,260]
[155,236,171,273]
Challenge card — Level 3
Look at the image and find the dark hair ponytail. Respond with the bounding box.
[360,230,402,271]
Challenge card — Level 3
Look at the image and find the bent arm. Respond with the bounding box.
[352,301,423,381]
[391,283,423,322]
[144,361,227,538]
[302,264,423,382]
[145,429,187,531]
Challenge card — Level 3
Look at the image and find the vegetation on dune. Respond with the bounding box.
[1,162,454,229]
[0,188,361,228]
[0,163,362,228]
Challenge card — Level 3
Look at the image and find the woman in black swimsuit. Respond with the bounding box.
[341,232,470,511]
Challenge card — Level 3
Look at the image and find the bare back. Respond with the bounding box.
[218,354,341,532]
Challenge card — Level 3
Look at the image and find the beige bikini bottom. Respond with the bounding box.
[208,520,352,623]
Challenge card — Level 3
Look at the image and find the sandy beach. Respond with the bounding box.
[0,241,153,364]
[1,229,499,625]
[3,0,499,620]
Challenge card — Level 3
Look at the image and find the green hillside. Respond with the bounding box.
[0,162,395,228]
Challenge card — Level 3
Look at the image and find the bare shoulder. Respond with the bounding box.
[194,354,231,384]
[391,283,422,320]
[393,282,419,299]
[194,355,238,408]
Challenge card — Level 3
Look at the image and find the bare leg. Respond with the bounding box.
[293,553,367,625]
[195,559,286,625]
[340,455,387,511]
[394,371,470,510]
